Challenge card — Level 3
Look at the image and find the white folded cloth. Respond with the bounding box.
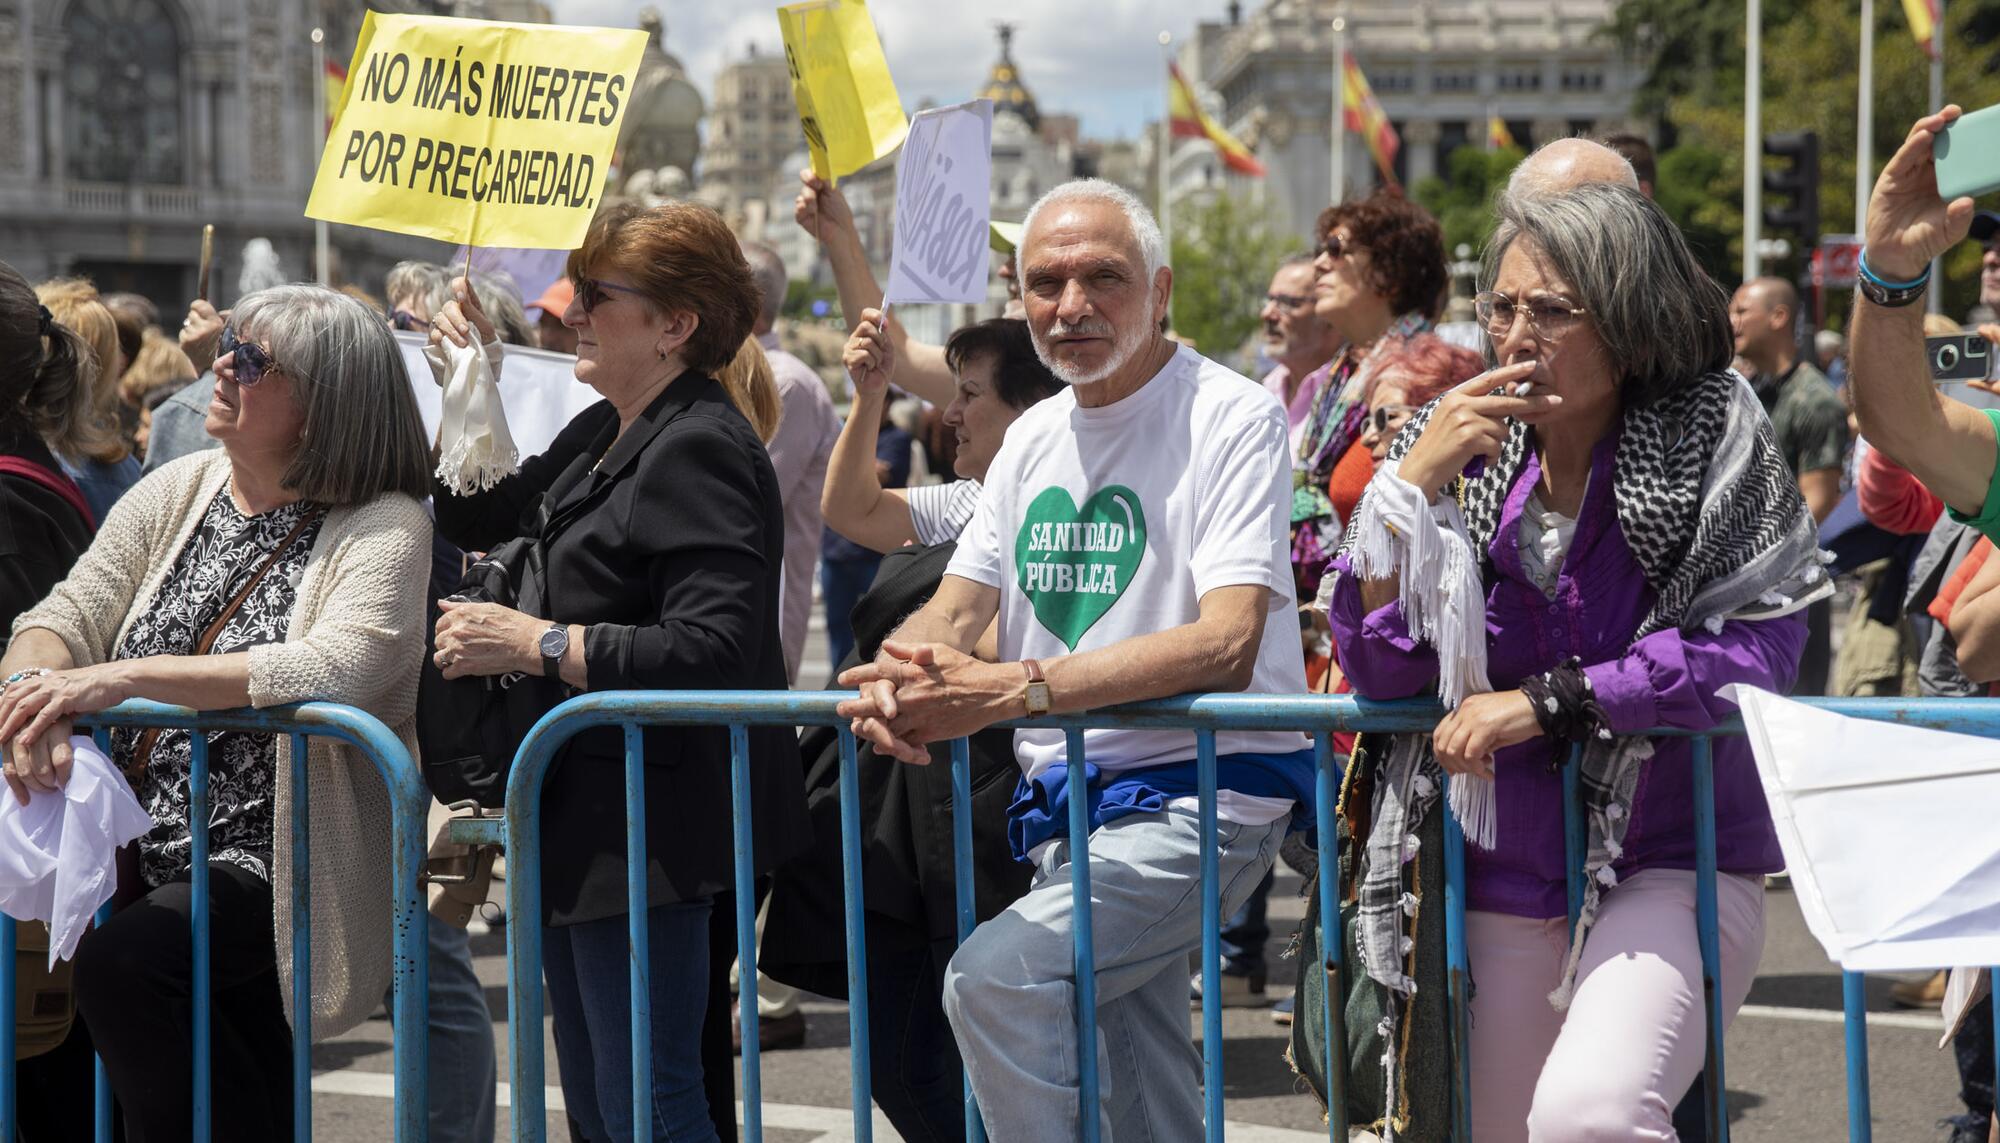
[425,334,519,496]
[0,737,153,967]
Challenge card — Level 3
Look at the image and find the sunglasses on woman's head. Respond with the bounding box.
[573,276,648,315]
[218,326,279,386]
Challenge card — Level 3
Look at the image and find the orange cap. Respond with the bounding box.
[529,278,574,318]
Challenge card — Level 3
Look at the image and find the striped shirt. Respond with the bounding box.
[906,479,982,545]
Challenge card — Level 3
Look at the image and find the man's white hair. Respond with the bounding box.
[1016,178,1168,284]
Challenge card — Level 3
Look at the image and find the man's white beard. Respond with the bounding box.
[1032,315,1155,387]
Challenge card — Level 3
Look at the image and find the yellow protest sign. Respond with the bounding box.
[777,0,908,182]
[306,13,647,250]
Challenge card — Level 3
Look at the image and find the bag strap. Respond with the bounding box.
[127,506,326,780]
[0,456,94,531]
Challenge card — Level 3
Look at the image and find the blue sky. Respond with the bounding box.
[548,0,1218,141]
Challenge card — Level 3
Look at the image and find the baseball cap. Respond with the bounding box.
[528,278,574,320]
[1971,210,2000,245]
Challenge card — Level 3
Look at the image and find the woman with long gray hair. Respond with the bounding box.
[0,284,433,1142]
[1322,183,1823,1139]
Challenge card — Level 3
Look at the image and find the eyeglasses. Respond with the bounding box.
[1369,403,1414,435]
[390,309,430,332]
[573,276,649,315]
[1474,291,1590,343]
[1317,234,1347,262]
[1265,292,1313,311]
[217,326,280,387]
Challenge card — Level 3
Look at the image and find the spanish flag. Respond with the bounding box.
[1168,62,1266,177]
[1903,0,1940,59]
[1342,53,1401,186]
[1488,115,1517,151]
[324,57,348,134]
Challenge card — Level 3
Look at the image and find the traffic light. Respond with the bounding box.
[1762,131,1821,267]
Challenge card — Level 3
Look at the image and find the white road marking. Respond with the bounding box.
[310,1069,1331,1140]
[1737,1004,1941,1031]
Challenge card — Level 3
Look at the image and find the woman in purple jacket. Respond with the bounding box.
[1325,183,1827,1141]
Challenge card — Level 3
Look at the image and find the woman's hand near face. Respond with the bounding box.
[432,599,547,679]
[1395,362,1554,500]
[429,276,498,351]
[180,300,227,375]
[843,309,895,396]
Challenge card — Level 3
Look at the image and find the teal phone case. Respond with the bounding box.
[1935,104,2000,201]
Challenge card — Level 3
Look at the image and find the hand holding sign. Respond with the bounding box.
[843,307,895,396]
[883,101,994,307]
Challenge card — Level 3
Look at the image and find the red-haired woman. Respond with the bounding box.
[429,201,810,1142]
[1289,190,1452,600]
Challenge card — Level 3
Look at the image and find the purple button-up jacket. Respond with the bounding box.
[1327,433,1797,919]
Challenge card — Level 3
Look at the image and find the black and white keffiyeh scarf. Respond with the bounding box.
[1331,369,1831,1013]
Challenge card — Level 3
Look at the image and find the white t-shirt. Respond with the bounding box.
[946,344,1310,824]
[907,479,982,546]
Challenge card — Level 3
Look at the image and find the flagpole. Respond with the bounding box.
[1857,0,1873,235]
[1330,11,1347,205]
[1744,0,1762,283]
[1158,30,1173,268]
[1929,0,1944,315]
[312,27,331,287]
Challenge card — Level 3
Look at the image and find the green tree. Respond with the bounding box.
[1168,191,1292,365]
[1623,0,2000,310]
[1412,145,1526,258]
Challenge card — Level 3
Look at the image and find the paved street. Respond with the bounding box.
[304,601,1973,1142]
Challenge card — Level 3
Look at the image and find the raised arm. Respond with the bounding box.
[821,309,922,553]
[1850,107,1998,518]
[794,170,956,406]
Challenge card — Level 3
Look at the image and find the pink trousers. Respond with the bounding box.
[1466,869,1766,1143]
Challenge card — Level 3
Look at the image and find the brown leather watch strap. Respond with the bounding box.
[1023,658,1046,684]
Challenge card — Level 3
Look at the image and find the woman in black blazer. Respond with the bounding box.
[429,201,810,1143]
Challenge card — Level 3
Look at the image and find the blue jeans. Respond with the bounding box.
[383,915,496,1143]
[821,554,883,669]
[545,899,717,1142]
[943,808,1284,1141]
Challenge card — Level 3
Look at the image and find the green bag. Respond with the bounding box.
[1287,738,1456,1141]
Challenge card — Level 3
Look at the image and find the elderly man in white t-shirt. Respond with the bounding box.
[837,179,1314,1138]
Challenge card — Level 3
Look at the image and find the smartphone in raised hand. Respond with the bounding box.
[1935,104,2000,201]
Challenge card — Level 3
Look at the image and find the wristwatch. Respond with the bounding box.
[539,624,570,680]
[1022,659,1052,717]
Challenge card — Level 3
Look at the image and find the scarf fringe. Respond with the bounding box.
[1447,775,1495,852]
[431,335,521,498]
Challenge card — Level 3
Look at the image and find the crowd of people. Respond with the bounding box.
[0,104,1995,1143]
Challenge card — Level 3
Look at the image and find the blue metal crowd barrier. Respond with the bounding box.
[487,690,2000,1143]
[0,700,433,1143]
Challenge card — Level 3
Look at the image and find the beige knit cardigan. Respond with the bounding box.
[12,450,431,1039]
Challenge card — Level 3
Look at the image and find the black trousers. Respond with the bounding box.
[864,914,967,1143]
[73,861,292,1143]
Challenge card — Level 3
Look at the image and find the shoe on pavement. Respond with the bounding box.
[1890,970,1948,1009]
[1271,992,1295,1025]
[731,1003,807,1054]
[1189,964,1269,1008]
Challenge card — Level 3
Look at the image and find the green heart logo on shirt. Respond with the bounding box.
[1015,485,1147,650]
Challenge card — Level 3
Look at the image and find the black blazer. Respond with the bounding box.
[434,371,810,926]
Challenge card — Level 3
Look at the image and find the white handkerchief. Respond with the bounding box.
[426,334,519,496]
[0,737,154,967]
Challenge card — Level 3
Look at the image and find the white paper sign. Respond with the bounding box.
[883,99,994,306]
[394,331,602,460]
[1726,685,2000,972]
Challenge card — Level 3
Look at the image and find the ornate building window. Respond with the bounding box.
[64,0,185,184]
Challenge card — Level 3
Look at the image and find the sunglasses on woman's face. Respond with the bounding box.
[390,309,430,332]
[1318,234,1347,262]
[1369,404,1414,434]
[218,326,279,387]
[573,276,649,315]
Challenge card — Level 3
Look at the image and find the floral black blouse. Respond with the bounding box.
[111,489,323,888]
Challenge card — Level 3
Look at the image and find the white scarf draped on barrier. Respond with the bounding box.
[0,737,153,967]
